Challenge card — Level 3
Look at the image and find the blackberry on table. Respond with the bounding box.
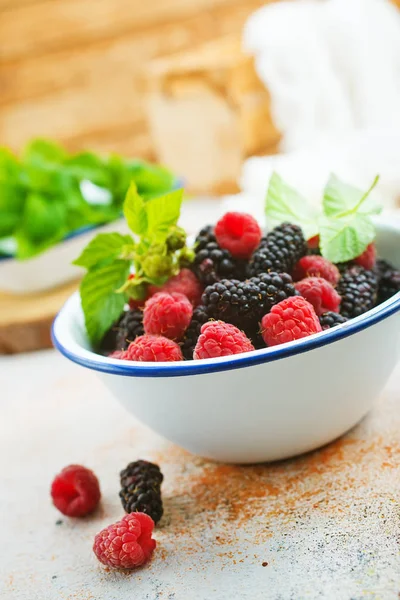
[202,272,297,331]
[247,223,306,277]
[375,259,400,303]
[119,460,163,524]
[337,266,378,319]
[181,305,209,360]
[193,225,246,285]
[319,311,348,330]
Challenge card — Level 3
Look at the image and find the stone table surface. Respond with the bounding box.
[1,348,400,600]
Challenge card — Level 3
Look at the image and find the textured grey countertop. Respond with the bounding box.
[1,347,400,600]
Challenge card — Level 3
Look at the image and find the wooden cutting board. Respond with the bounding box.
[0,279,80,354]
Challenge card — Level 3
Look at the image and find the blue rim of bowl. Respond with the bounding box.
[0,178,184,262]
[52,291,400,378]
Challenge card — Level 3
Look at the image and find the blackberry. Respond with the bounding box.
[119,460,163,524]
[181,305,209,360]
[376,259,400,303]
[202,272,297,331]
[247,223,306,277]
[319,311,348,330]
[99,310,144,354]
[337,266,378,319]
[193,225,246,285]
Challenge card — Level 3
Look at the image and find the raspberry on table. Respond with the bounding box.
[120,460,163,524]
[193,225,247,285]
[261,296,322,347]
[51,465,101,517]
[180,305,210,360]
[354,243,376,270]
[319,311,348,330]
[149,268,203,307]
[143,292,193,340]
[337,265,378,318]
[376,259,400,303]
[93,512,156,569]
[123,335,183,362]
[247,222,307,277]
[292,255,340,286]
[202,272,296,332]
[294,277,341,316]
[215,212,262,259]
[194,321,255,359]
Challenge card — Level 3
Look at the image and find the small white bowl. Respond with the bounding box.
[0,219,130,295]
[52,218,400,463]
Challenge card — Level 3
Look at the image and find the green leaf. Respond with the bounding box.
[123,182,148,235]
[64,152,110,188]
[126,160,175,196]
[20,193,66,244]
[145,188,183,239]
[265,172,319,239]
[23,138,66,166]
[73,232,134,269]
[0,213,20,238]
[80,260,130,346]
[319,213,376,263]
[323,174,381,218]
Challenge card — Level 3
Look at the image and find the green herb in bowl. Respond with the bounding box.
[0,138,176,260]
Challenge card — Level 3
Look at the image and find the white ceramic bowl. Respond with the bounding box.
[52,218,400,463]
[0,219,130,295]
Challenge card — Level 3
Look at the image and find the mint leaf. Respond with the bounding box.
[20,193,66,244]
[319,213,375,263]
[145,188,183,239]
[123,182,148,235]
[80,260,130,346]
[23,138,66,166]
[126,160,175,196]
[265,172,319,239]
[323,174,381,217]
[73,232,134,269]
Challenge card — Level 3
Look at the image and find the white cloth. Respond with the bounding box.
[244,0,400,151]
[224,0,400,218]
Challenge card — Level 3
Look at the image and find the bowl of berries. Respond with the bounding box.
[52,175,400,463]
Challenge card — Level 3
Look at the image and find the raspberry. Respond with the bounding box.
[247,223,307,277]
[354,243,376,270]
[376,259,400,303]
[120,460,163,524]
[319,311,348,330]
[307,235,320,249]
[261,297,322,347]
[292,255,340,286]
[123,335,183,362]
[109,350,125,359]
[193,321,254,359]
[51,465,101,517]
[93,512,156,569]
[202,273,296,332]
[337,265,378,318]
[180,305,210,360]
[294,277,341,316]
[149,269,203,307]
[215,212,262,259]
[193,225,247,285]
[143,292,193,339]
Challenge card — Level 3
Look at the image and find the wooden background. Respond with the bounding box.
[0,0,268,160]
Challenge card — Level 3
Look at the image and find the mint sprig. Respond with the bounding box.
[74,184,187,346]
[266,172,319,239]
[265,172,381,263]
